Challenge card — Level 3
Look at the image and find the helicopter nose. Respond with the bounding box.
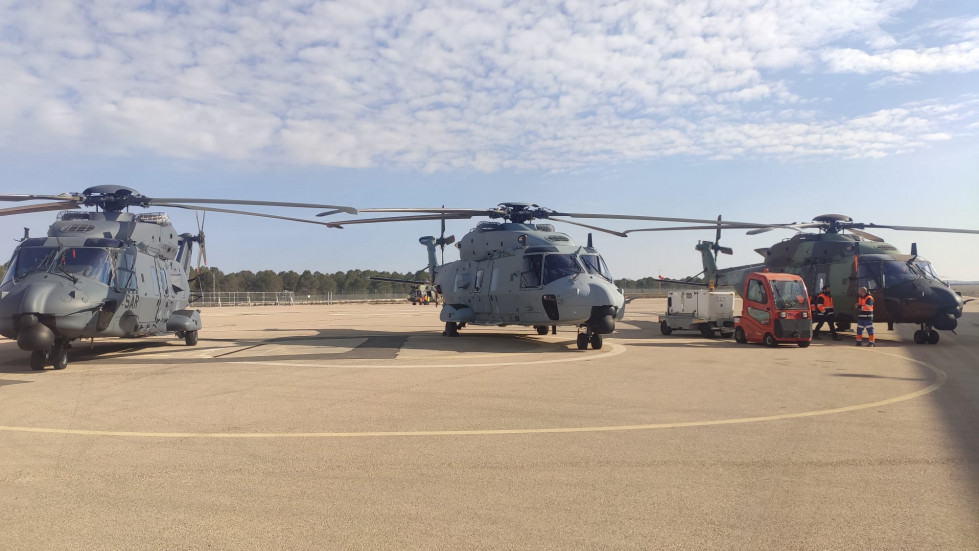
[0,281,65,350]
[930,286,963,331]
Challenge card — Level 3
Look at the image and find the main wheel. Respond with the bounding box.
[51,347,68,370]
[576,333,588,350]
[797,341,810,348]
[734,327,747,344]
[536,325,549,336]
[659,322,673,336]
[30,350,46,371]
[699,324,713,338]
[444,322,459,337]
[913,330,927,344]
[927,330,940,344]
[185,330,199,346]
[763,333,778,348]
[590,333,603,350]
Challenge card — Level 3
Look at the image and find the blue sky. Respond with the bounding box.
[1,0,977,280]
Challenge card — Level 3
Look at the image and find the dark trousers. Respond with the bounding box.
[813,314,837,336]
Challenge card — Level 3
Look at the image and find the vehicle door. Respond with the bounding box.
[471,262,493,317]
[156,261,173,323]
[741,277,772,341]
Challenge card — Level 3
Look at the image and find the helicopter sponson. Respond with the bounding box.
[427,221,625,344]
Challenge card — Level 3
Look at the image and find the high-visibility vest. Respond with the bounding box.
[857,294,874,319]
[816,293,834,315]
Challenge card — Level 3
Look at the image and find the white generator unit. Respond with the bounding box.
[660,290,741,337]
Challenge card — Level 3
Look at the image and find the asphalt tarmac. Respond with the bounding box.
[1,298,977,550]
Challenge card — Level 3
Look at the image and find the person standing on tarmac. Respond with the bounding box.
[855,286,876,347]
[812,285,841,340]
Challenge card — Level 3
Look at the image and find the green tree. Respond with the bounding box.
[0,261,8,283]
[279,270,300,291]
[252,270,283,292]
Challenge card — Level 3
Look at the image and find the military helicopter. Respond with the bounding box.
[0,185,356,370]
[322,203,754,350]
[626,214,979,345]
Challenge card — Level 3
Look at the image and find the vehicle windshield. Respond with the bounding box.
[881,260,917,286]
[1,247,58,285]
[580,254,613,281]
[542,254,582,285]
[770,279,809,310]
[54,248,113,285]
[913,261,940,280]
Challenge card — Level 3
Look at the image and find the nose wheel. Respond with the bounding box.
[576,327,604,350]
[913,324,940,344]
[28,340,70,370]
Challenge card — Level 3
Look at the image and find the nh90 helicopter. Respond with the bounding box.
[626,214,978,345]
[0,186,355,370]
[322,204,750,350]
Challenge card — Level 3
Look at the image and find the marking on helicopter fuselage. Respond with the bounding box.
[0,350,944,438]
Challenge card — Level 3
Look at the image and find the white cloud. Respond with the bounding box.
[0,0,976,171]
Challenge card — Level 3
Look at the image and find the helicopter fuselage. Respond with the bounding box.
[708,232,964,334]
[0,210,202,365]
[432,222,625,335]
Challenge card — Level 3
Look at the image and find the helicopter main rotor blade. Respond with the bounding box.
[856,223,979,235]
[554,212,780,228]
[0,201,81,217]
[154,203,343,228]
[369,276,430,285]
[324,214,474,227]
[548,218,628,238]
[150,198,358,215]
[319,207,498,218]
[624,224,780,234]
[847,228,884,242]
[0,193,82,203]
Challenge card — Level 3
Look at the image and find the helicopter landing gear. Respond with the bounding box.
[535,325,549,336]
[184,330,199,346]
[576,327,603,350]
[913,324,940,345]
[444,322,460,337]
[51,341,69,370]
[30,350,46,371]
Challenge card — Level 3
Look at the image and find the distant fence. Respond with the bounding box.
[191,289,679,307]
[192,291,406,307]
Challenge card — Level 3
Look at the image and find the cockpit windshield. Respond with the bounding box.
[580,254,613,282]
[542,254,582,285]
[858,260,923,289]
[770,279,809,310]
[1,247,58,286]
[54,248,113,285]
[913,261,940,280]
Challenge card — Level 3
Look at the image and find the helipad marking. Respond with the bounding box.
[0,351,945,439]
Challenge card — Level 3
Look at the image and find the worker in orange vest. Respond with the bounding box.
[855,286,876,347]
[812,285,841,340]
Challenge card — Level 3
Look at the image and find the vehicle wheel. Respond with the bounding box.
[576,333,588,350]
[913,330,927,344]
[659,322,673,336]
[797,341,810,348]
[734,327,747,344]
[444,322,459,337]
[763,333,778,348]
[51,347,69,370]
[699,324,713,338]
[590,333,603,350]
[536,325,549,336]
[185,330,199,346]
[837,322,851,332]
[927,330,940,345]
[30,350,46,371]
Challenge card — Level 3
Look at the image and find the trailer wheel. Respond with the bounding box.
[699,324,713,338]
[734,327,747,344]
[763,333,778,348]
[797,341,810,348]
[659,322,673,336]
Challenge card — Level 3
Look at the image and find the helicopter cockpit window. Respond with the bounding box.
[913,261,940,280]
[542,254,581,285]
[56,248,113,285]
[856,262,881,290]
[114,251,137,290]
[880,260,916,286]
[2,247,58,285]
[521,254,543,288]
[580,254,613,282]
[770,279,808,310]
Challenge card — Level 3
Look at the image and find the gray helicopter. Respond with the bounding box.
[324,203,748,350]
[0,185,356,370]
